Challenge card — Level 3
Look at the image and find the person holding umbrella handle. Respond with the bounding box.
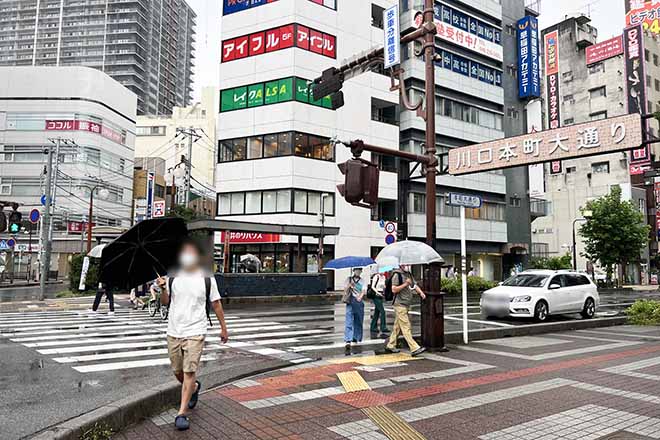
[158,238,229,431]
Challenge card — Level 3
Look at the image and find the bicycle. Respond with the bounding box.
[148,297,169,320]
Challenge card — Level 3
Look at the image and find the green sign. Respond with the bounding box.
[220,77,332,112]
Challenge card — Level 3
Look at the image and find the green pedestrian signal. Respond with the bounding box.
[8,206,21,234]
[9,223,19,233]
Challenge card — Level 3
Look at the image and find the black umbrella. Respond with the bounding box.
[100,217,188,289]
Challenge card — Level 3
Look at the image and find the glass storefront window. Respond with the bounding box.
[262,190,277,213]
[277,189,291,213]
[230,193,245,214]
[245,192,261,214]
[233,138,247,161]
[279,132,293,156]
[248,136,263,159]
[276,252,290,273]
[294,133,311,157]
[308,192,321,214]
[294,190,307,213]
[218,194,231,215]
[264,134,278,158]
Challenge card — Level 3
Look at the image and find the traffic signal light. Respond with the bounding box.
[0,211,5,233]
[337,158,380,208]
[311,68,345,110]
[8,205,21,234]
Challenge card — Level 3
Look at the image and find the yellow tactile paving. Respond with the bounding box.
[337,371,371,392]
[328,353,419,366]
[363,406,427,440]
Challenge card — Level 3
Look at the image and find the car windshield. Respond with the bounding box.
[502,274,549,288]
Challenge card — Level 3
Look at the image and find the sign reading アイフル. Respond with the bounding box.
[448,113,643,176]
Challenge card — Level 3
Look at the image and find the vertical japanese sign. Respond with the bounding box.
[544,30,560,130]
[623,24,650,173]
[655,179,660,240]
[146,172,155,220]
[383,4,400,69]
[517,16,541,99]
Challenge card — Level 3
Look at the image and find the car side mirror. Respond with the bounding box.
[549,283,561,290]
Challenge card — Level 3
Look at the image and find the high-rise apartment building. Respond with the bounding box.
[215,0,538,283]
[0,0,196,115]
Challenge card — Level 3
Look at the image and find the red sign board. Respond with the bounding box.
[219,232,281,243]
[67,221,95,234]
[45,120,125,145]
[586,35,624,65]
[629,161,651,175]
[222,23,336,62]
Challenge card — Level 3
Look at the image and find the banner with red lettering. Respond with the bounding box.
[219,232,281,243]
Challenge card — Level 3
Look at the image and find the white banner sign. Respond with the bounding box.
[384,5,400,69]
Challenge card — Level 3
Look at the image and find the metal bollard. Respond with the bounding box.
[421,262,447,351]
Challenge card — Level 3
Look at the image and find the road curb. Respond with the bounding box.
[29,361,291,440]
[443,316,628,345]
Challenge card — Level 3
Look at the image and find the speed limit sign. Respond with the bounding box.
[384,222,396,234]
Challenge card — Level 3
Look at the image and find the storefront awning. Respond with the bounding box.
[187,219,340,237]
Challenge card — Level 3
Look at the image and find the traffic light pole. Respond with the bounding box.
[39,144,54,300]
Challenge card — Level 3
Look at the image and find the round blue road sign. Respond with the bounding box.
[6,238,16,248]
[29,209,40,224]
[385,234,396,245]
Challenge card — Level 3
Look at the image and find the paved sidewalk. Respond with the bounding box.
[118,325,660,440]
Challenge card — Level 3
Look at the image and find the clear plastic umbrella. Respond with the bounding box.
[87,244,106,259]
[377,256,400,273]
[375,240,444,266]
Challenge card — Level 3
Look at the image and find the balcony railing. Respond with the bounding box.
[530,197,551,220]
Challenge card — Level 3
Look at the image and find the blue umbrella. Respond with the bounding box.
[324,256,375,270]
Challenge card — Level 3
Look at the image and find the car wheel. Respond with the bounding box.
[581,298,595,319]
[534,301,548,322]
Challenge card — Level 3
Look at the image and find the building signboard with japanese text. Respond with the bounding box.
[383,4,400,69]
[517,16,541,99]
[448,113,643,175]
[45,120,126,145]
[220,77,333,112]
[414,6,503,62]
[218,232,281,243]
[222,24,336,62]
[222,0,335,15]
[624,24,650,173]
[436,49,502,87]
[544,30,561,130]
[586,35,624,65]
[146,172,155,220]
[626,0,660,34]
[655,179,660,239]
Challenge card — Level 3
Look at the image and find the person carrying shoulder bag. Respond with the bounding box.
[385,265,426,357]
[368,272,390,338]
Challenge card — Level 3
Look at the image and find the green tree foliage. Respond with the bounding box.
[529,254,572,270]
[69,254,100,292]
[579,186,649,282]
[167,204,199,222]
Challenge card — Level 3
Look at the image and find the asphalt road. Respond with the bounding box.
[0,289,654,439]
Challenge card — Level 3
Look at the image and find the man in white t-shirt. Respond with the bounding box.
[158,239,229,431]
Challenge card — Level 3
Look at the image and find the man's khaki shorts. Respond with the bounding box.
[167,335,205,374]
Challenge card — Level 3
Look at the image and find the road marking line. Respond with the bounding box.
[444,315,514,327]
[72,353,222,373]
[337,371,371,392]
[459,340,643,361]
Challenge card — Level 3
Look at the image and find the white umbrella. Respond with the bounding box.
[375,240,444,266]
[377,256,400,273]
[87,244,107,259]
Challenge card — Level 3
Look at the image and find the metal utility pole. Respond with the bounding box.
[39,144,54,299]
[176,127,201,207]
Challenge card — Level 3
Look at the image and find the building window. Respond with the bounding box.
[591,161,610,174]
[590,111,607,121]
[566,166,577,174]
[372,153,397,173]
[562,71,573,82]
[371,200,396,222]
[371,98,399,125]
[136,126,166,136]
[435,95,503,130]
[219,131,334,163]
[563,94,575,103]
[564,118,575,125]
[654,53,659,66]
[371,4,385,29]
[589,86,606,99]
[510,197,521,208]
[655,79,660,92]
[218,189,334,217]
[588,62,604,74]
[411,193,426,213]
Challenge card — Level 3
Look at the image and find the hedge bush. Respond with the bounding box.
[441,276,498,295]
[626,300,660,325]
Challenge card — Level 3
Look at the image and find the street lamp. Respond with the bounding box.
[572,210,593,271]
[79,181,108,253]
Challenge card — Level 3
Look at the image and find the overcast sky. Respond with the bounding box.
[186,0,628,101]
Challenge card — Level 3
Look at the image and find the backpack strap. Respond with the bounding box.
[205,277,213,327]
[168,277,174,297]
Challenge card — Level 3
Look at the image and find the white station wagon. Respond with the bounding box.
[480,270,599,322]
